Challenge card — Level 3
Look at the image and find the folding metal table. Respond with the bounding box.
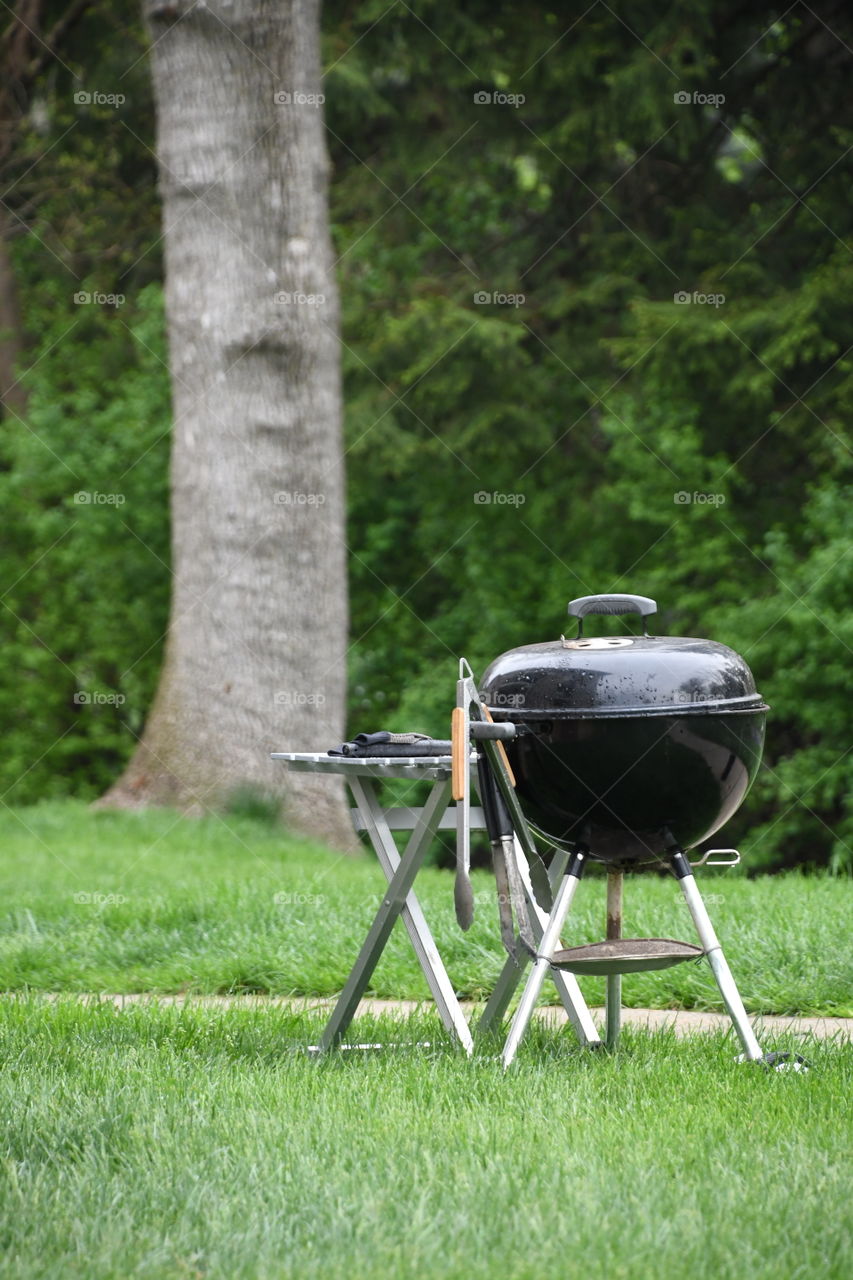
[271,752,601,1055]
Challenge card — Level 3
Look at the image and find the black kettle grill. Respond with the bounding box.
[457,594,799,1067]
[479,593,768,866]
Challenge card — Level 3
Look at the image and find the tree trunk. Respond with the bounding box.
[101,0,352,845]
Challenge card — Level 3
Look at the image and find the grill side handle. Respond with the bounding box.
[567,593,657,637]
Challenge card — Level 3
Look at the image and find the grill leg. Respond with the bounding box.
[605,871,623,1049]
[478,842,600,1048]
[671,850,763,1061]
[501,850,587,1069]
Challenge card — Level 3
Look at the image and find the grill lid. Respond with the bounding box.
[480,593,768,720]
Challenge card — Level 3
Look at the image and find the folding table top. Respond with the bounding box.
[271,751,458,781]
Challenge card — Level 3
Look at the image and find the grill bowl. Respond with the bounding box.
[502,710,765,862]
[479,595,768,864]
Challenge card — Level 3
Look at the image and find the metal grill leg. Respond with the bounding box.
[605,871,623,1049]
[501,850,587,1068]
[479,843,600,1047]
[671,850,762,1061]
[478,845,568,1032]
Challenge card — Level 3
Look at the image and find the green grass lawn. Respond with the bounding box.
[1,803,850,1278]
[0,801,850,1015]
[0,999,850,1280]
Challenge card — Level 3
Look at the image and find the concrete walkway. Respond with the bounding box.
[19,992,853,1040]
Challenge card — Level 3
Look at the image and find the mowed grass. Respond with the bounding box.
[0,801,851,1015]
[0,999,850,1280]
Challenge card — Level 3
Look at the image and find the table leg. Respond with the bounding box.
[318,778,473,1054]
[349,776,474,1054]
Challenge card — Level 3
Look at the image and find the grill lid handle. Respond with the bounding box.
[568,594,657,637]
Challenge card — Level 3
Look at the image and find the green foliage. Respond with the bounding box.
[0,0,167,802]
[717,482,853,872]
[0,280,171,801]
[324,1,853,870]
[2,2,850,868]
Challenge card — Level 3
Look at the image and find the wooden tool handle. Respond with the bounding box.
[451,706,466,802]
[482,705,516,788]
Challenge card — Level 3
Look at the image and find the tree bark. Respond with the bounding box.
[101,0,352,845]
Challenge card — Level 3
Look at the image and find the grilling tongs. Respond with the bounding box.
[452,661,552,950]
